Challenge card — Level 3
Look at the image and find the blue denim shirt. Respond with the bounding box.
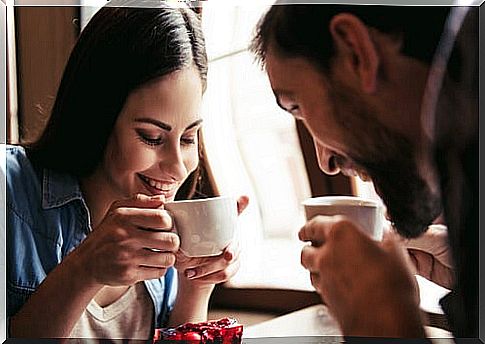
[5,145,177,335]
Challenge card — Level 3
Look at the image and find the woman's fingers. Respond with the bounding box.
[112,207,173,230]
[186,258,241,284]
[137,266,168,281]
[176,242,239,268]
[110,193,165,210]
[137,231,180,252]
[177,243,239,280]
[236,195,249,215]
[138,249,177,269]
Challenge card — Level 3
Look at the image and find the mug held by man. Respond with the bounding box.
[303,196,384,241]
[165,196,238,257]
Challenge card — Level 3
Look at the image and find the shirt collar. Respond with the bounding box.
[42,168,85,209]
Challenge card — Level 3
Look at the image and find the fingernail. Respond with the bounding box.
[185,269,196,279]
[224,251,233,261]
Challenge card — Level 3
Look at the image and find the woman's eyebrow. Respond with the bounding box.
[134,117,203,131]
[185,119,203,131]
[134,117,172,131]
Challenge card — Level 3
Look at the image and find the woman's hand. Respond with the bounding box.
[76,193,180,287]
[167,196,249,326]
[174,195,249,287]
[175,242,240,287]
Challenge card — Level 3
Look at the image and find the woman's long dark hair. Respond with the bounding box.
[26,3,208,198]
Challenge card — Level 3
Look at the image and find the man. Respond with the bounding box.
[250,4,477,339]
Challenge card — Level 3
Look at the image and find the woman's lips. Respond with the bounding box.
[138,174,177,197]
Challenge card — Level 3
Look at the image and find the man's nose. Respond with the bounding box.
[314,142,341,175]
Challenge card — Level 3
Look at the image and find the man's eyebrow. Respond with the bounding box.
[134,118,172,131]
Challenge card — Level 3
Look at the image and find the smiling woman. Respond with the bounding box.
[81,68,203,227]
[5,2,246,340]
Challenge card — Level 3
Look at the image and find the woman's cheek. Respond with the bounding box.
[184,148,199,174]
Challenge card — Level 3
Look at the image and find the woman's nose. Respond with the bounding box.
[314,141,341,175]
[160,144,188,181]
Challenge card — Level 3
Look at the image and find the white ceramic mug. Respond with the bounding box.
[164,196,238,257]
[302,196,384,241]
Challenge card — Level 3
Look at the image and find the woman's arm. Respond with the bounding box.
[168,237,241,327]
[167,277,214,326]
[9,249,103,338]
[168,196,248,326]
[10,194,179,338]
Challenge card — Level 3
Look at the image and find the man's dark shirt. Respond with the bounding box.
[434,7,478,338]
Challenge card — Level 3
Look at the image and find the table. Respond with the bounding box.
[244,304,453,343]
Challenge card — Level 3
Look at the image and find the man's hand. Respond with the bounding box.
[299,215,426,338]
[403,224,454,289]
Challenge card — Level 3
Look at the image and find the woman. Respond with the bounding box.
[6,3,247,339]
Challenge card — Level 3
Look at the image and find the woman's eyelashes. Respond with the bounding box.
[135,129,198,147]
[181,136,197,145]
[136,129,163,146]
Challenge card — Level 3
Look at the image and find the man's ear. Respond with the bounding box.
[329,13,379,94]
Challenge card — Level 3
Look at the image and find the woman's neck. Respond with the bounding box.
[79,170,116,229]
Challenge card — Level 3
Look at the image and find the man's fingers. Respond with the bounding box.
[310,272,321,293]
[301,244,320,272]
[298,215,339,243]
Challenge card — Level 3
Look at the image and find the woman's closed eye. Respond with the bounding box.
[136,129,163,146]
[181,134,197,146]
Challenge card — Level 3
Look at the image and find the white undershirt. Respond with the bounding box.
[69,282,154,340]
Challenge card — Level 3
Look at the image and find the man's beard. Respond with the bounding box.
[354,148,441,238]
[329,82,442,238]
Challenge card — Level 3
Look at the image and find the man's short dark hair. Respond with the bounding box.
[250,4,450,72]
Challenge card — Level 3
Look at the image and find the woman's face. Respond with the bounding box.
[99,66,203,202]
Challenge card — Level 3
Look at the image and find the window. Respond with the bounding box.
[200,6,451,317]
[201,3,313,290]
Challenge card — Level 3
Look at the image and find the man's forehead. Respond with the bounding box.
[266,49,310,71]
[266,53,331,104]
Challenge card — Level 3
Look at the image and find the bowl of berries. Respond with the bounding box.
[153,317,243,343]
